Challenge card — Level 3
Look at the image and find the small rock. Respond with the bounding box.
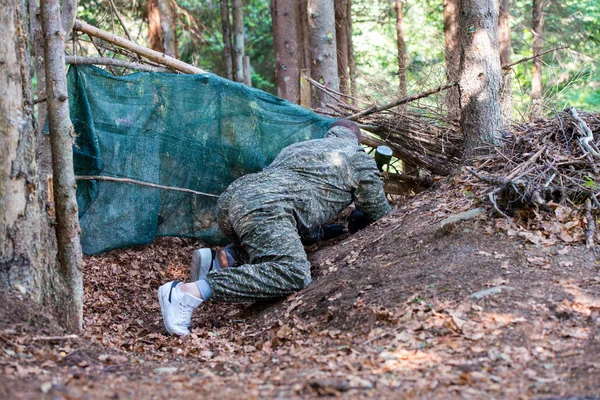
[440,208,485,228]
[40,382,53,394]
[153,367,178,374]
[469,285,515,300]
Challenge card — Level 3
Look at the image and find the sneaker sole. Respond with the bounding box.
[190,248,214,282]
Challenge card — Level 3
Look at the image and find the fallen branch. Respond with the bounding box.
[107,0,133,42]
[73,20,206,75]
[502,46,568,71]
[570,107,600,159]
[32,334,79,342]
[585,198,596,249]
[65,56,170,72]
[346,81,458,121]
[75,175,220,198]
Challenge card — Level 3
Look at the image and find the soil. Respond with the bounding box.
[1,180,599,399]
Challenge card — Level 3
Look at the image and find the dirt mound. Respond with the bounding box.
[1,183,599,399]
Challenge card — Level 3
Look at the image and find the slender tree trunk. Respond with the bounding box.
[299,0,311,72]
[60,0,78,38]
[220,0,234,80]
[335,0,349,97]
[443,0,460,120]
[395,0,407,97]
[531,0,544,118]
[498,0,512,124]
[347,0,356,102]
[459,0,503,160]
[271,0,301,102]
[147,0,162,52]
[308,0,339,109]
[41,0,84,332]
[158,0,177,57]
[232,0,245,82]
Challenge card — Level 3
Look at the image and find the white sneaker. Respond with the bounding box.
[157,281,203,336]
[190,248,217,282]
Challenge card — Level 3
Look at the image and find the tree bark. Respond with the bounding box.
[459,0,503,160]
[299,0,311,72]
[347,0,356,103]
[531,0,544,118]
[308,0,339,109]
[395,0,407,98]
[271,0,301,102]
[41,0,84,332]
[232,0,245,82]
[498,0,512,124]
[334,0,349,97]
[158,0,177,57]
[220,0,233,80]
[147,0,177,57]
[60,0,78,38]
[443,0,460,120]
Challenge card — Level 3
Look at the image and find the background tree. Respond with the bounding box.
[220,0,234,80]
[395,0,407,97]
[335,0,350,97]
[443,0,460,119]
[498,0,512,124]
[147,0,177,57]
[308,0,339,108]
[531,0,544,118]
[459,0,503,158]
[232,0,245,82]
[271,0,301,102]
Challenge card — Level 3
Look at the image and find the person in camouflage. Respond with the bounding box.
[158,120,392,335]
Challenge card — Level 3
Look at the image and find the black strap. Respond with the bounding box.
[209,249,217,272]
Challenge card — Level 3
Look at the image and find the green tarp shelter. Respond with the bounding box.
[68,65,333,255]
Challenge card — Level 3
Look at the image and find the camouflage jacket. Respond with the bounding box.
[226,126,392,235]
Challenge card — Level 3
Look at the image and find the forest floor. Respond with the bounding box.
[1,177,599,399]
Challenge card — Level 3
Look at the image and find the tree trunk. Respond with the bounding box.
[459,0,503,160]
[60,0,78,39]
[147,0,162,52]
[308,0,339,109]
[395,0,407,98]
[232,0,245,82]
[41,0,84,332]
[158,0,177,57]
[498,0,512,124]
[220,0,233,80]
[271,0,301,102]
[443,0,460,120]
[1,0,63,327]
[335,0,349,97]
[347,0,356,103]
[299,0,311,72]
[531,0,544,118]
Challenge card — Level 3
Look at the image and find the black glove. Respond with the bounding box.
[322,224,347,240]
[348,210,369,234]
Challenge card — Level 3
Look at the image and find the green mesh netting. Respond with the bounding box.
[68,65,333,255]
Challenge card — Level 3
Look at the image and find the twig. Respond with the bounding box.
[570,107,600,160]
[505,145,547,180]
[65,56,170,72]
[73,20,206,75]
[502,46,568,71]
[107,0,133,42]
[75,175,220,198]
[347,81,458,121]
[465,166,506,185]
[304,75,361,103]
[489,188,515,227]
[32,334,79,341]
[585,198,596,249]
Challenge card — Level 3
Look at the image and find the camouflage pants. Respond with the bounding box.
[204,175,312,302]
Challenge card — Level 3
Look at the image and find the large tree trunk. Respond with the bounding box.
[271,0,301,102]
[308,0,339,109]
[531,0,544,118]
[1,0,67,328]
[220,0,233,80]
[41,0,84,332]
[498,0,512,124]
[459,0,503,160]
[232,0,245,82]
[147,0,177,57]
[443,0,460,120]
[395,0,407,97]
[299,0,311,72]
[334,0,349,97]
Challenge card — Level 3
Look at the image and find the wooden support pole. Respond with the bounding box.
[300,69,311,108]
[65,56,170,72]
[73,20,206,75]
[243,55,252,87]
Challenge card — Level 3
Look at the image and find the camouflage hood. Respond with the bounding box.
[324,126,360,144]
